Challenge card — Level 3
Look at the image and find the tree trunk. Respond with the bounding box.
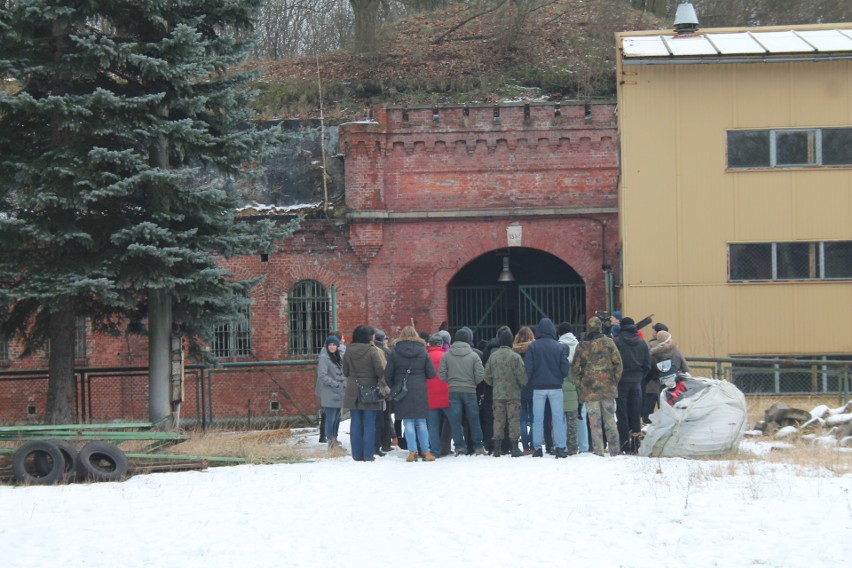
[44,299,77,424]
[147,111,174,429]
[148,288,173,427]
[349,0,381,53]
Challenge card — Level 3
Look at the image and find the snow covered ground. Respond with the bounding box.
[1,422,850,568]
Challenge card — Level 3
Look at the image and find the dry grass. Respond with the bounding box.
[162,428,313,463]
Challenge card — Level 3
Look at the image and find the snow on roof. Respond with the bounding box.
[235,201,324,217]
[621,27,852,60]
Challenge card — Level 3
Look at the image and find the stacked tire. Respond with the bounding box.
[12,440,128,485]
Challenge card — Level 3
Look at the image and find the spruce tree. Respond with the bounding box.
[0,1,295,423]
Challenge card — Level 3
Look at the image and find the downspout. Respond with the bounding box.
[584,217,613,313]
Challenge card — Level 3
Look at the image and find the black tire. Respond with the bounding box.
[12,441,65,485]
[35,440,78,483]
[76,441,129,482]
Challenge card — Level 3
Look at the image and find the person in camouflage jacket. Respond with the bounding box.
[483,329,528,457]
[571,316,623,457]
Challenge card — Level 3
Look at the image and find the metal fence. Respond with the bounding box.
[0,360,319,429]
[687,356,851,403]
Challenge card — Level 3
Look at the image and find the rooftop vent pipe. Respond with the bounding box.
[673,2,699,35]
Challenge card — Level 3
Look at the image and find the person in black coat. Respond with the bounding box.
[385,325,436,462]
[613,317,651,454]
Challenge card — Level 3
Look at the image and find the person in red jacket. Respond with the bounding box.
[425,334,452,458]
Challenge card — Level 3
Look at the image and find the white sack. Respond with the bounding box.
[640,377,748,458]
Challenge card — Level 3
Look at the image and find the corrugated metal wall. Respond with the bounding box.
[617,50,852,357]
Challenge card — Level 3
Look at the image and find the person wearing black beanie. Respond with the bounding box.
[483,328,528,457]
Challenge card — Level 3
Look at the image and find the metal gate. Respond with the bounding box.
[517,284,585,330]
[447,284,585,340]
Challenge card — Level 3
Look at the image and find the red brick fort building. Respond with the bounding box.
[0,102,620,424]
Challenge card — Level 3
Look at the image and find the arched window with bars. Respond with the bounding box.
[288,280,330,356]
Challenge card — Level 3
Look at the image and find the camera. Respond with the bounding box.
[594,310,615,334]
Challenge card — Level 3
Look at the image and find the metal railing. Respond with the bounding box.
[687,356,851,403]
[0,359,320,429]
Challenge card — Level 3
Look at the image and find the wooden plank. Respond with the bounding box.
[0,422,155,433]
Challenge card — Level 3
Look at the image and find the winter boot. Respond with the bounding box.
[554,448,569,459]
[492,445,502,458]
[511,445,524,458]
[406,452,419,462]
[532,448,543,457]
[422,451,436,462]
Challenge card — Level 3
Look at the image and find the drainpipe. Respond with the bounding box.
[584,217,613,313]
[331,284,337,331]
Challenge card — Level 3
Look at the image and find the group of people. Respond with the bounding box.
[314,314,690,462]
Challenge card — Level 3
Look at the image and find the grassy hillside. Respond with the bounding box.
[249,0,663,120]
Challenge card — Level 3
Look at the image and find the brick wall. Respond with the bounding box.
[0,102,620,424]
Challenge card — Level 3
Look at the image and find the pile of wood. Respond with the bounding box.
[753,402,852,446]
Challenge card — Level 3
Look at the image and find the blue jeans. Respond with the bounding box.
[350,408,378,460]
[519,399,533,450]
[427,408,452,457]
[323,407,341,441]
[403,418,430,454]
[577,403,590,452]
[449,391,483,452]
[533,389,566,450]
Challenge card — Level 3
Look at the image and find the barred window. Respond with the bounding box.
[75,317,87,359]
[288,280,330,356]
[211,303,252,358]
[729,241,852,282]
[727,128,852,169]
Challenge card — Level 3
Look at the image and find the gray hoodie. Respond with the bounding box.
[438,341,485,393]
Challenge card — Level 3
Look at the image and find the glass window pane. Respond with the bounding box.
[776,242,812,279]
[729,243,772,281]
[727,130,770,168]
[288,280,329,356]
[824,241,852,278]
[822,128,852,166]
[775,130,815,166]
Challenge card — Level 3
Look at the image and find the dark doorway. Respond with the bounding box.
[447,248,585,341]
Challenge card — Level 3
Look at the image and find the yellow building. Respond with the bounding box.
[616,23,852,359]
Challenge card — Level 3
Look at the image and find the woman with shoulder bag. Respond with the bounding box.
[343,325,388,462]
[386,325,436,462]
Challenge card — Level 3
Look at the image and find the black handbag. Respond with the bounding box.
[390,369,410,402]
[355,379,384,404]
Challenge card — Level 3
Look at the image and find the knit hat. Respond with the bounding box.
[612,311,622,321]
[374,329,387,343]
[428,334,444,347]
[325,335,340,347]
[652,322,669,333]
[437,330,451,345]
[498,329,514,347]
[588,316,603,332]
[620,317,635,327]
[557,322,573,336]
[656,331,672,344]
[454,328,473,344]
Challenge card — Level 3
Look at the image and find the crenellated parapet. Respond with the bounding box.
[339,102,619,215]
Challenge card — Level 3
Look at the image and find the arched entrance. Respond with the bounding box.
[447,248,585,342]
